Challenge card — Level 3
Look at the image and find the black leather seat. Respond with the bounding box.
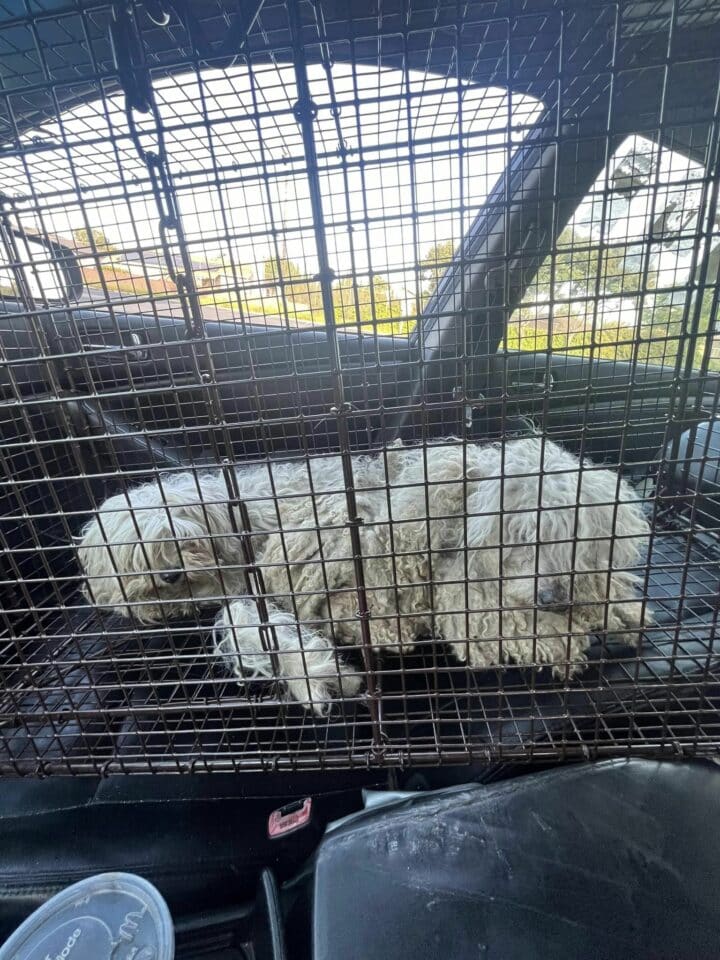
[0,769,382,942]
[313,759,720,960]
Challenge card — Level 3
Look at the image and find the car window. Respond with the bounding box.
[0,231,68,302]
[0,64,541,336]
[507,134,720,370]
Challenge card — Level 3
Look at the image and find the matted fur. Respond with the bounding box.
[77,438,650,713]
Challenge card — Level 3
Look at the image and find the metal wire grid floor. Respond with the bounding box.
[0,0,720,773]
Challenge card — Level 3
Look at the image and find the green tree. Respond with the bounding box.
[262,252,301,288]
[420,239,456,304]
[332,275,410,334]
[638,282,719,373]
[529,228,653,300]
[333,276,402,322]
[507,226,672,362]
[72,227,116,253]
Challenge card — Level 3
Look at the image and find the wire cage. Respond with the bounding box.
[0,0,719,775]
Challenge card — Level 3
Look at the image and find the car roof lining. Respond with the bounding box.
[1,1,719,162]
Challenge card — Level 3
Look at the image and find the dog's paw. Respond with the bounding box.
[498,632,589,677]
[609,599,650,631]
[449,630,589,678]
[286,661,363,717]
[213,599,363,716]
[448,637,500,671]
[546,638,589,679]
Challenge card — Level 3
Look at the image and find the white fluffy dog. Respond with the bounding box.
[77,438,650,713]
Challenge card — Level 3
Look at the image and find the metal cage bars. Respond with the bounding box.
[0,0,718,773]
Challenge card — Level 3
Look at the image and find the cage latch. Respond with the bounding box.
[79,331,148,362]
[506,372,554,396]
[452,386,486,428]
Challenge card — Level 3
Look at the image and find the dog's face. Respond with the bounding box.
[77,479,239,622]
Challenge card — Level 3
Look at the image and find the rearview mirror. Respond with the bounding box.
[0,222,84,304]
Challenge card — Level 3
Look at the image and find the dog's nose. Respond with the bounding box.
[537,588,569,612]
[159,570,182,584]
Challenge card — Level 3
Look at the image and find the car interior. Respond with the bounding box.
[1,0,720,957]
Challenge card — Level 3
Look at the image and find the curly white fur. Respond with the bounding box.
[77,438,650,714]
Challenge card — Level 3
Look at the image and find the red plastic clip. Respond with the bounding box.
[268,797,313,839]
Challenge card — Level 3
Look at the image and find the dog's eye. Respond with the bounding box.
[159,570,182,585]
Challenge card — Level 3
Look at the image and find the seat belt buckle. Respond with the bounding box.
[268,797,313,839]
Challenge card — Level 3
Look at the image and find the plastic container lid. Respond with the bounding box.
[0,872,174,960]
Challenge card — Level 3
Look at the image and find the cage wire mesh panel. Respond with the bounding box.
[0,0,719,775]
